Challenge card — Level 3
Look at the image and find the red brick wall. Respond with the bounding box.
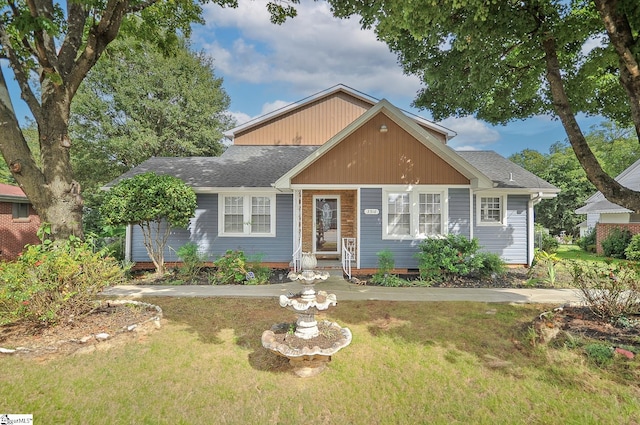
[595,223,640,255]
[0,202,41,261]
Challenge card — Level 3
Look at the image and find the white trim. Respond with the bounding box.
[476,193,507,226]
[289,183,471,190]
[381,187,449,240]
[195,187,277,194]
[313,195,341,255]
[217,193,277,237]
[469,190,474,239]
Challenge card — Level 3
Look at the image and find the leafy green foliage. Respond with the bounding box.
[0,227,126,326]
[624,234,640,261]
[577,228,597,253]
[415,235,499,283]
[212,250,271,285]
[474,251,506,278]
[511,124,640,237]
[584,344,614,367]
[0,0,295,241]
[101,172,197,275]
[176,242,208,282]
[570,262,640,320]
[71,36,234,172]
[601,228,632,259]
[370,250,410,287]
[529,249,561,286]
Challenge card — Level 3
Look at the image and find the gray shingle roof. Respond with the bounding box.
[577,158,640,213]
[104,145,319,188]
[105,146,556,192]
[457,151,558,190]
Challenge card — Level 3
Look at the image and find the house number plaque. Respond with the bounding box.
[364,209,379,215]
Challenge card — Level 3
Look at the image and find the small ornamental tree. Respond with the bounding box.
[101,172,197,275]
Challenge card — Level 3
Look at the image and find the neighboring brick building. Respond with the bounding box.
[0,183,41,261]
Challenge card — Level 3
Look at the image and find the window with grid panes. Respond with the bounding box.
[419,193,442,236]
[480,196,502,223]
[387,193,411,236]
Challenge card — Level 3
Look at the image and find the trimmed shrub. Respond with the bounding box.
[600,228,632,258]
[415,234,483,283]
[0,231,126,326]
[475,251,506,278]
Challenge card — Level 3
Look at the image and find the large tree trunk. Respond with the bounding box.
[542,36,640,212]
[0,69,84,239]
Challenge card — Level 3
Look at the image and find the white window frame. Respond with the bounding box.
[218,193,276,237]
[476,194,507,226]
[382,188,448,240]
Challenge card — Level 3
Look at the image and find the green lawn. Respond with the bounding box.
[2,298,638,424]
[555,244,627,264]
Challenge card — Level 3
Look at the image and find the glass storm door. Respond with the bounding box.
[313,196,340,254]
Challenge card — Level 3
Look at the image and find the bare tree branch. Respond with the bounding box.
[0,25,43,124]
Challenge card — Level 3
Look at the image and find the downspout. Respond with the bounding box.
[528,192,544,266]
[125,224,132,262]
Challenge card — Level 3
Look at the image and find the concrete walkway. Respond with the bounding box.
[102,276,584,305]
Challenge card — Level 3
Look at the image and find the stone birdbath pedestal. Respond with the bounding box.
[261,252,352,377]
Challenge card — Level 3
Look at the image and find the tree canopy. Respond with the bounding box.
[0,0,295,240]
[328,0,640,211]
[510,122,640,235]
[101,172,197,274]
[69,36,234,203]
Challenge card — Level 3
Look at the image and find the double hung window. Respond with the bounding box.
[220,194,275,236]
[478,195,506,225]
[383,189,447,239]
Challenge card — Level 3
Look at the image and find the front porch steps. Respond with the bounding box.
[315,259,345,277]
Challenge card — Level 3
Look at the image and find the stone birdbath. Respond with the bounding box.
[261,252,352,377]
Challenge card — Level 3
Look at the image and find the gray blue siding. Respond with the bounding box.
[130,193,293,263]
[448,188,471,237]
[473,195,529,264]
[359,188,472,269]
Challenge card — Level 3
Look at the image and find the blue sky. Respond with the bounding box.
[189,1,605,158]
[3,0,604,158]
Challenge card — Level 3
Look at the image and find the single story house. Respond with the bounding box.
[575,158,640,253]
[108,85,559,275]
[0,183,41,260]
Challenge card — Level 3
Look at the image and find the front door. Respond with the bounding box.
[313,196,340,255]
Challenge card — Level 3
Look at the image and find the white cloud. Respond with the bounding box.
[260,100,291,116]
[229,110,252,125]
[439,116,501,149]
[196,0,422,101]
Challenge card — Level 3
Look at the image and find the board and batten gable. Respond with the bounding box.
[472,194,529,264]
[232,90,449,147]
[129,193,294,263]
[233,92,372,146]
[292,113,469,185]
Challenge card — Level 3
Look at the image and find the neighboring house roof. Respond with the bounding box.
[575,199,632,214]
[223,84,457,142]
[575,157,640,214]
[0,183,29,202]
